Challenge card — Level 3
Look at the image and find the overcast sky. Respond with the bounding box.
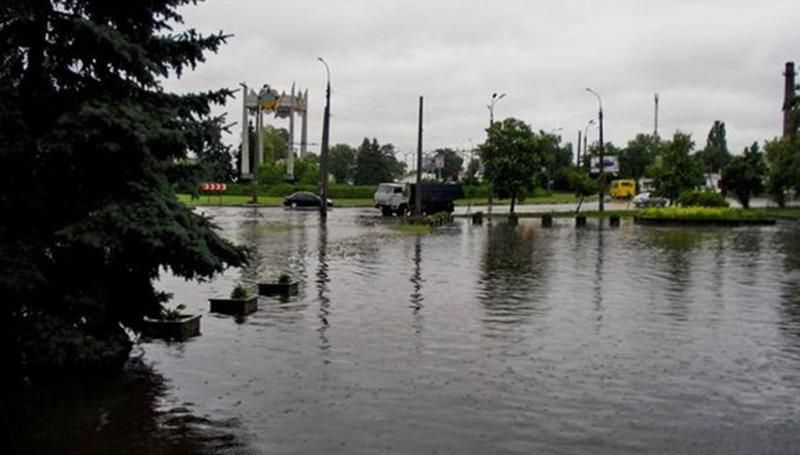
[165,0,799,161]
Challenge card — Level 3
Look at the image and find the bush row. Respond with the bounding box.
[196,183,500,199]
[676,189,729,208]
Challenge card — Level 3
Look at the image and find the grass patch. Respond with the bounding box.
[638,207,765,220]
[391,224,432,234]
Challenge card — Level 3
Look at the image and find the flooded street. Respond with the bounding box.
[14,207,800,454]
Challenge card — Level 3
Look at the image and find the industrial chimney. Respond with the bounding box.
[784,61,796,137]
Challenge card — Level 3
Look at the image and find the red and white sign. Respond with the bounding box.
[201,182,227,192]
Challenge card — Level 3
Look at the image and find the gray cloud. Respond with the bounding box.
[165,0,800,156]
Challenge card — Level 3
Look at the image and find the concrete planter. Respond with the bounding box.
[576,215,587,227]
[141,314,201,341]
[508,214,519,226]
[209,296,258,315]
[472,212,484,225]
[258,281,299,296]
[541,213,553,227]
[609,215,621,227]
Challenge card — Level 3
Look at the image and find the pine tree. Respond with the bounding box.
[0,0,246,377]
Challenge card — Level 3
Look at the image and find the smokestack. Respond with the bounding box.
[784,61,796,137]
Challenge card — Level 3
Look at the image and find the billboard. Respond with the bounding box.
[589,156,620,175]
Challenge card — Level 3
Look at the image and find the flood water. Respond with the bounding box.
[12,207,800,454]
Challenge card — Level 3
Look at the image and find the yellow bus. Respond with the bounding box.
[609,179,636,199]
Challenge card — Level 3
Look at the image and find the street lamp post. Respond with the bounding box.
[581,119,596,169]
[487,92,506,214]
[586,88,605,212]
[318,57,331,220]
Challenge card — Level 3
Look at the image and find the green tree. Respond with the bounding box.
[329,143,356,183]
[651,132,703,202]
[353,138,405,185]
[258,160,286,185]
[463,158,481,185]
[765,137,800,207]
[619,134,658,191]
[294,155,321,185]
[432,148,464,181]
[0,0,246,378]
[263,125,289,162]
[566,169,596,212]
[721,142,766,209]
[479,118,544,213]
[696,120,731,174]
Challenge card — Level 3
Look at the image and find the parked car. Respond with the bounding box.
[283,191,333,208]
[633,192,668,208]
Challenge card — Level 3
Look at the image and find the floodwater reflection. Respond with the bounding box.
[15,209,800,454]
[10,360,250,455]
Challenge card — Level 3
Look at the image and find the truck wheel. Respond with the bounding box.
[381,207,393,217]
[396,204,407,216]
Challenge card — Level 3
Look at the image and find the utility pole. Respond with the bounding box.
[586,88,604,212]
[576,130,582,167]
[415,96,424,217]
[318,58,331,220]
[654,93,660,138]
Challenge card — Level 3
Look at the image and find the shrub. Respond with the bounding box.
[230,284,250,299]
[160,303,187,320]
[677,189,729,208]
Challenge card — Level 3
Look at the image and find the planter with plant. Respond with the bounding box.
[142,303,202,341]
[209,283,258,315]
[258,273,299,296]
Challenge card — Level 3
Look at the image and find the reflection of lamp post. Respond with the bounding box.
[318,57,331,219]
[487,92,506,214]
[586,88,605,212]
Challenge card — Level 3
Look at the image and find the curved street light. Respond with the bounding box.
[488,92,506,127]
[486,92,506,215]
[318,57,332,219]
[585,88,605,212]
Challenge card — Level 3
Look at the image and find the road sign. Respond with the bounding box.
[201,182,227,192]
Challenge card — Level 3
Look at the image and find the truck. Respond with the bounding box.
[373,182,464,216]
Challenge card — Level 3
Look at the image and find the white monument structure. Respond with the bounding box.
[239,82,308,181]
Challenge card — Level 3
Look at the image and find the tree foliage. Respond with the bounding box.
[463,158,481,185]
[0,0,247,377]
[651,132,703,202]
[432,148,464,181]
[722,142,765,209]
[765,137,800,208]
[619,134,658,190]
[329,143,356,183]
[479,118,544,213]
[352,138,405,185]
[696,121,731,174]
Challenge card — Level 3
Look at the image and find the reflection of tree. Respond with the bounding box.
[238,207,264,287]
[10,360,247,454]
[775,225,800,346]
[478,223,551,334]
[644,228,705,320]
[316,222,331,357]
[236,209,310,287]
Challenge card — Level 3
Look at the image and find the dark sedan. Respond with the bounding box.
[283,191,334,208]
